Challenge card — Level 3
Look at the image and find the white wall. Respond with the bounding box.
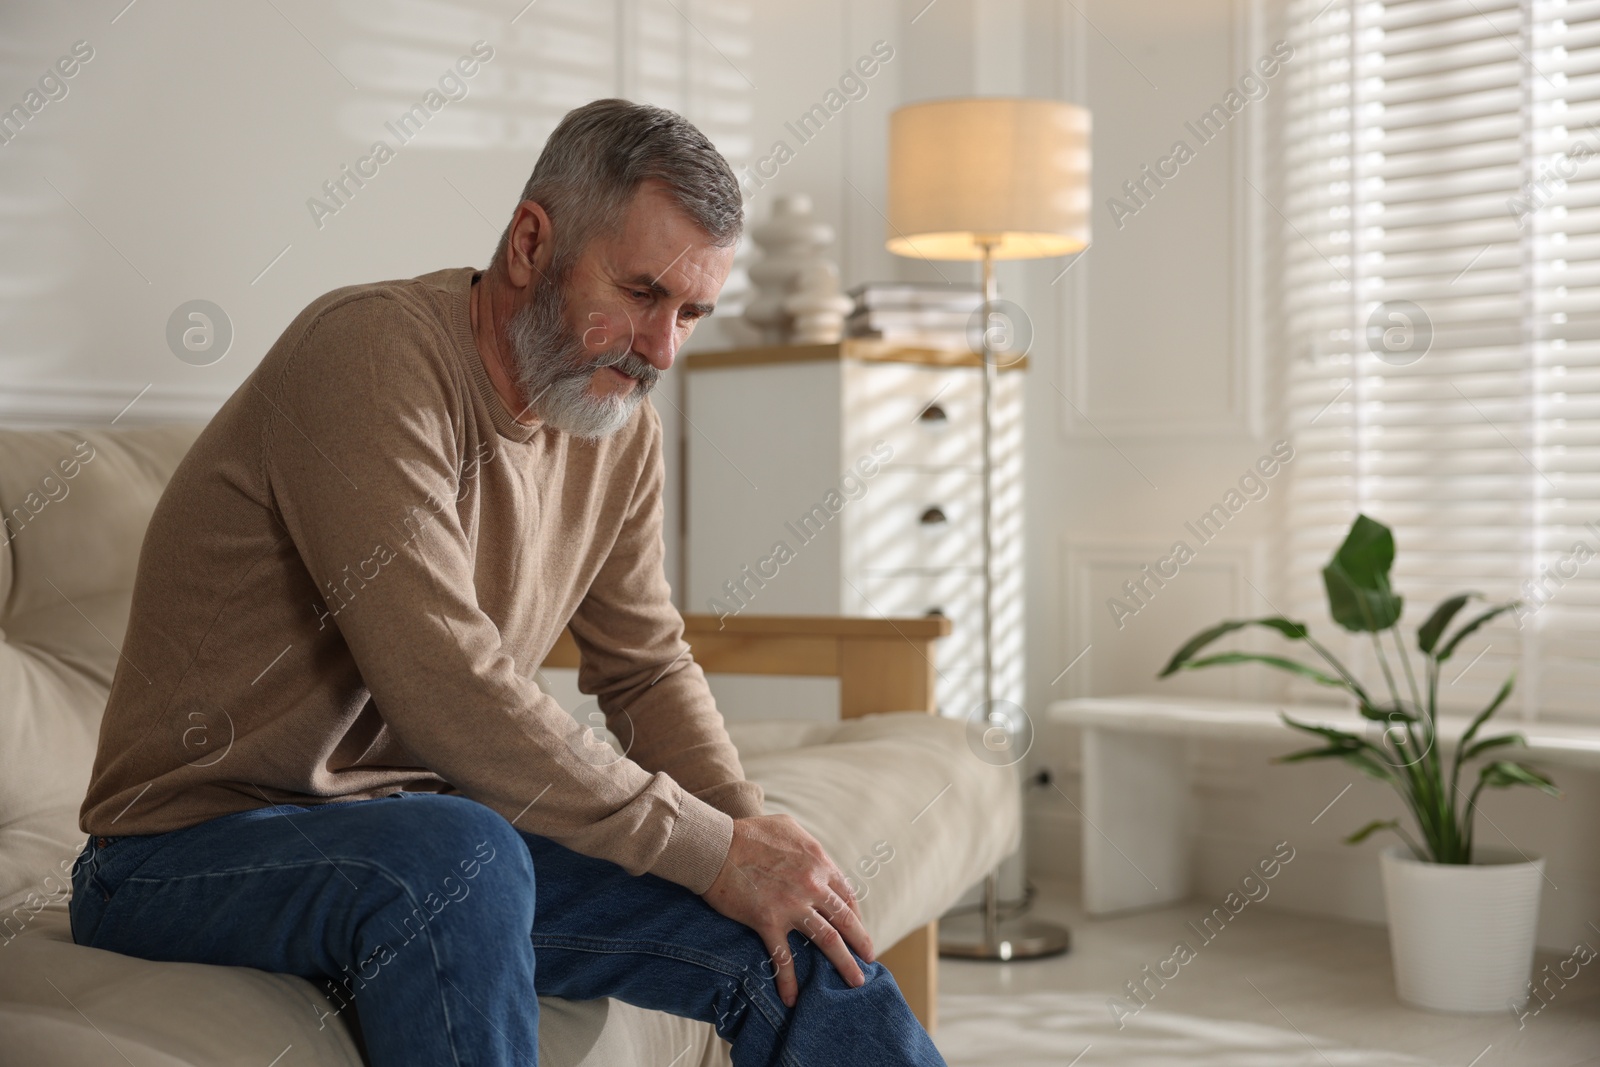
[0,0,754,588]
[1010,0,1288,892]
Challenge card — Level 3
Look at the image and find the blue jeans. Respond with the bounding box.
[68,791,943,1067]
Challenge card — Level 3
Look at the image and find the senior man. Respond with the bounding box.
[70,99,945,1067]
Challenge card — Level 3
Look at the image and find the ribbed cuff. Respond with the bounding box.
[648,788,736,895]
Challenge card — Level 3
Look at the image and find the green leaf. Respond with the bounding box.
[1477,760,1561,797]
[1180,652,1347,689]
[1459,675,1515,749]
[1280,712,1365,747]
[1334,513,1397,586]
[1461,733,1524,761]
[1276,745,1395,782]
[1344,819,1401,845]
[1277,745,1354,763]
[1347,752,1402,783]
[1322,514,1405,633]
[1451,675,1519,819]
[1358,702,1417,724]
[1418,593,1480,654]
[1158,617,1309,678]
[1278,713,1397,782]
[1324,561,1404,633]
[1435,603,1520,663]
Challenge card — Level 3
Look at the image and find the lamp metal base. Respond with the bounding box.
[937,912,1071,961]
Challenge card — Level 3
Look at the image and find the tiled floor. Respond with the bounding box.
[939,876,1600,1066]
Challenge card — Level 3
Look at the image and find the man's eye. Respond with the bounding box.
[629,289,651,300]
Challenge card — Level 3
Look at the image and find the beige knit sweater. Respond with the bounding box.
[80,266,762,895]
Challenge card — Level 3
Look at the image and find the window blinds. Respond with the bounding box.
[1281,0,1600,719]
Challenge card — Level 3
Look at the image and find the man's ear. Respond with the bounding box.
[504,200,556,291]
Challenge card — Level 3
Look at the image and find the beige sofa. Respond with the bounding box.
[0,425,1019,1067]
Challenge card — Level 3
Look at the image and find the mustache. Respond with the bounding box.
[585,346,661,391]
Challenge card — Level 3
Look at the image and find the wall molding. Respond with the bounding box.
[0,381,230,427]
[1055,0,1265,440]
[1060,535,1264,699]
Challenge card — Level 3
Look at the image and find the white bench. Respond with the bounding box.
[1046,696,1600,915]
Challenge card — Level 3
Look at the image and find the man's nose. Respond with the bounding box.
[632,312,678,372]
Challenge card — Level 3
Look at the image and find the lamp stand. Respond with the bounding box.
[938,242,1071,963]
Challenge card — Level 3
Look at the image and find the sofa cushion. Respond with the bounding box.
[4,907,367,1067]
[0,711,1017,1067]
[2,906,735,1067]
[0,426,203,919]
[734,712,1020,952]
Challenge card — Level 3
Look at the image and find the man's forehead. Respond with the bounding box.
[605,184,735,277]
[598,227,733,299]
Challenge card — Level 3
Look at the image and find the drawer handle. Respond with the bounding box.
[918,403,949,423]
[919,506,948,525]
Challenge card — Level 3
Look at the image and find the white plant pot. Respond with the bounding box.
[1379,844,1544,1013]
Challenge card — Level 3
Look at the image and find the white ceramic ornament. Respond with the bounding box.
[743,193,835,344]
[784,261,854,344]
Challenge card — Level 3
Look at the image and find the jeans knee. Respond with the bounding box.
[371,796,533,927]
[436,797,530,874]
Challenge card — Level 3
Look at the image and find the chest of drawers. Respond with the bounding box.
[681,341,1024,718]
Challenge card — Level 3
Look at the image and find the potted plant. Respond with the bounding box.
[1159,513,1559,1014]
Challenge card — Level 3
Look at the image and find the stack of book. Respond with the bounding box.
[845,282,983,349]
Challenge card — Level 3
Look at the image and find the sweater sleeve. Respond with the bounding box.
[260,297,733,894]
[566,403,766,821]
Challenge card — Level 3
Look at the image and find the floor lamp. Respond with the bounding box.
[885,97,1091,961]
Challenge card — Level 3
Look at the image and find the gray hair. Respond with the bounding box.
[491,98,743,275]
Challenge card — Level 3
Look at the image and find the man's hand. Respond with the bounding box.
[701,814,875,1008]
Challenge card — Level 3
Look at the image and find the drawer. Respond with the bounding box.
[844,363,983,469]
[850,468,984,572]
[859,569,985,672]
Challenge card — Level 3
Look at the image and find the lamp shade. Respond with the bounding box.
[886,97,1091,262]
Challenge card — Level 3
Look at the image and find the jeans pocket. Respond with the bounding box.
[69,832,168,946]
[86,834,163,896]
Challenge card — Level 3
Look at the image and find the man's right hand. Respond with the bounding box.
[700,813,875,1008]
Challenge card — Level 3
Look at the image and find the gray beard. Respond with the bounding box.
[505,277,661,439]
